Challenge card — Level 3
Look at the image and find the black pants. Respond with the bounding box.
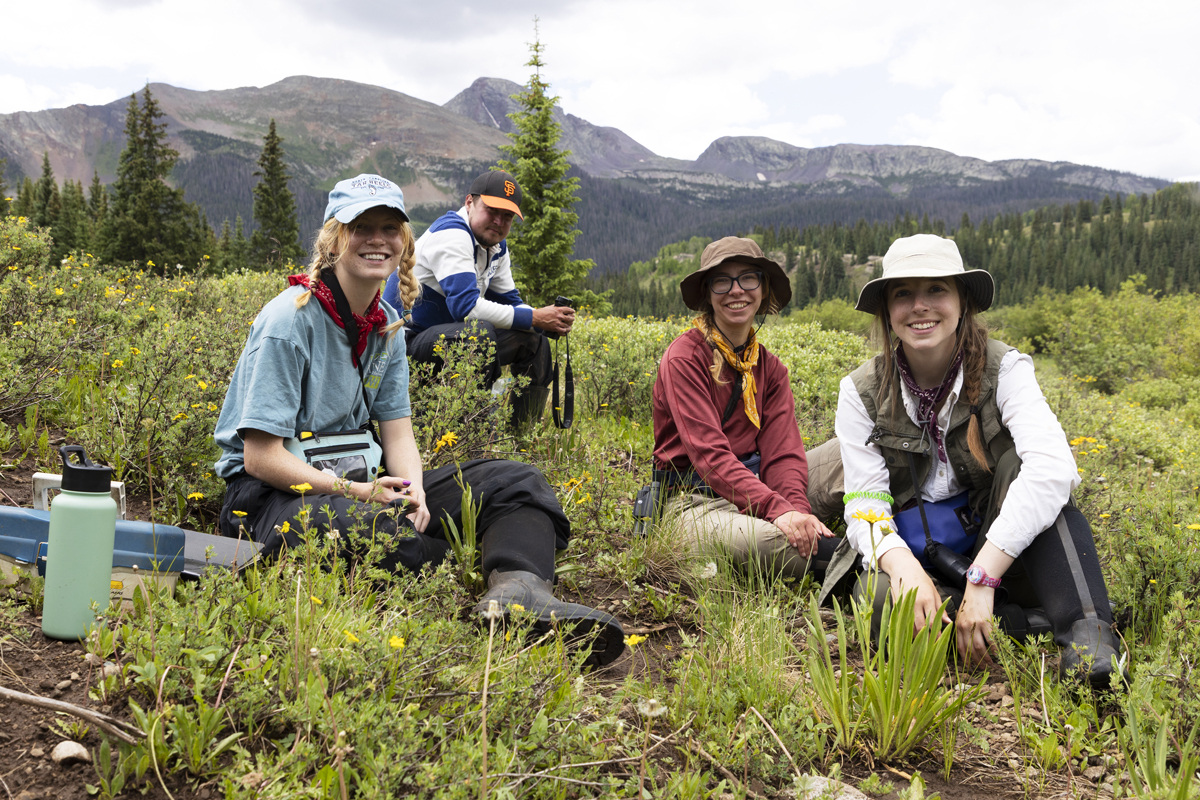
[849,448,1113,646]
[409,321,552,389]
[220,459,566,581]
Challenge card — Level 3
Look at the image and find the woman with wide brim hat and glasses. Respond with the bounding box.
[816,233,1124,688]
[652,237,837,579]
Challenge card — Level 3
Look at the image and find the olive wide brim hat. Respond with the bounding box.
[679,237,792,312]
[855,233,995,315]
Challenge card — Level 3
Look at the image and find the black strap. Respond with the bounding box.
[552,331,573,429]
[320,271,381,447]
[905,450,938,562]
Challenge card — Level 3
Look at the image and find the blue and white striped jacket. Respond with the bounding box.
[383,208,533,333]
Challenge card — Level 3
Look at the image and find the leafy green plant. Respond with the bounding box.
[1120,708,1200,800]
[805,593,862,752]
[439,469,485,593]
[850,589,984,761]
[168,698,244,777]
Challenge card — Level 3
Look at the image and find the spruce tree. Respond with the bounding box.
[14,178,35,217]
[0,159,9,217]
[99,86,205,270]
[250,119,305,267]
[32,152,61,231]
[497,26,606,311]
[52,180,89,260]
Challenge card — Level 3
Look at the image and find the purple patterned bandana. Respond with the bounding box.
[894,345,963,463]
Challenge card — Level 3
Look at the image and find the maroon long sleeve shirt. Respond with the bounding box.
[652,328,812,521]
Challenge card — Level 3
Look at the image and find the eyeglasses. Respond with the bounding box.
[709,271,763,294]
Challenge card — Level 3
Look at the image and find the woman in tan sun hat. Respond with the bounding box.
[652,236,837,579]
[818,233,1123,689]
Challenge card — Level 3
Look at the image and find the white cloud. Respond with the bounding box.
[2,0,1198,179]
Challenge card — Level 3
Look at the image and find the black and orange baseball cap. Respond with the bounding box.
[469,170,523,219]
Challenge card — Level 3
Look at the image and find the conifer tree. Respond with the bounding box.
[52,180,89,260]
[13,178,34,218]
[250,119,305,267]
[228,215,250,272]
[87,171,107,223]
[0,159,9,217]
[32,152,61,231]
[99,86,205,270]
[497,26,607,312]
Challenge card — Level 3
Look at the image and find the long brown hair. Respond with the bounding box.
[295,213,420,334]
[869,279,992,471]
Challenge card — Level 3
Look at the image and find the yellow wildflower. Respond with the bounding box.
[311,596,323,605]
[279,521,290,534]
[1188,524,1200,530]
[344,630,359,644]
[389,635,405,650]
[624,634,647,648]
[187,491,204,500]
[231,510,248,518]
[290,483,313,493]
[852,509,893,525]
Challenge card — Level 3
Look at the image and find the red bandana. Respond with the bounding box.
[287,274,388,362]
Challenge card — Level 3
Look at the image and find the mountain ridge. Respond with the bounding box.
[0,75,1170,270]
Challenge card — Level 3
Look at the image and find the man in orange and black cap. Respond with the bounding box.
[384,170,574,431]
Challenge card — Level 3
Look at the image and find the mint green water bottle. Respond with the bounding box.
[42,446,118,641]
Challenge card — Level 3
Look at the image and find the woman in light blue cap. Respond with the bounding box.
[212,174,624,666]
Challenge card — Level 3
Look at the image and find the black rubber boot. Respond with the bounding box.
[509,385,550,435]
[472,570,626,667]
[1059,618,1127,690]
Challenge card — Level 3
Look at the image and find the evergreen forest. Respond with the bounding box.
[589,183,1200,318]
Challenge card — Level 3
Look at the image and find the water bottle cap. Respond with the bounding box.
[59,446,113,494]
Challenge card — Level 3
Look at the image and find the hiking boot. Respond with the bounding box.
[472,570,625,667]
[1059,617,1128,690]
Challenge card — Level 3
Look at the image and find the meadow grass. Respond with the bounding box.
[2,214,1199,797]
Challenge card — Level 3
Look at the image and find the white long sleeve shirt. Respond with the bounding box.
[836,349,1079,569]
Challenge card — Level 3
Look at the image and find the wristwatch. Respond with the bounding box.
[966,564,1001,588]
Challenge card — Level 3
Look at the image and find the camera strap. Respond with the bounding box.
[322,271,381,448]
[905,450,938,563]
[552,330,573,429]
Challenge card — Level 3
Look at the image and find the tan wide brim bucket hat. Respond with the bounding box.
[855,233,995,315]
[679,237,792,312]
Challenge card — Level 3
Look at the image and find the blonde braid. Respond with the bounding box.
[383,224,419,334]
[295,218,346,309]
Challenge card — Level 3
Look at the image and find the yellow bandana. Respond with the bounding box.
[694,317,760,428]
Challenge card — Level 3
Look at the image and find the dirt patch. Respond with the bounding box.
[0,605,206,799]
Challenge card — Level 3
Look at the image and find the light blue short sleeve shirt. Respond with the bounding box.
[214,285,410,478]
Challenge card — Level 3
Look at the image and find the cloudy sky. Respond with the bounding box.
[4,0,1198,181]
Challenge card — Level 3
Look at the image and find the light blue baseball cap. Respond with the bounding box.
[323,174,409,224]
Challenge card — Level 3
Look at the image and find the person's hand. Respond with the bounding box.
[773,510,833,557]
[955,584,996,666]
[532,304,575,335]
[879,548,950,635]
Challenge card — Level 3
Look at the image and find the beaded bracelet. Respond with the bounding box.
[843,490,894,505]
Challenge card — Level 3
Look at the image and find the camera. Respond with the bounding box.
[554,296,573,308]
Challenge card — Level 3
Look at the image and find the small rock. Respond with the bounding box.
[70,672,81,681]
[1001,695,1015,707]
[1084,766,1105,781]
[825,634,837,644]
[38,679,55,691]
[84,653,102,667]
[30,746,45,758]
[55,679,73,691]
[787,774,870,799]
[100,663,121,679]
[50,740,90,765]
[986,688,1005,702]
[16,789,38,799]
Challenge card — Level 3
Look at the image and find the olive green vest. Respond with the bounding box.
[848,339,1016,521]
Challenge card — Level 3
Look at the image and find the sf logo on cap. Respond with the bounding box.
[504,181,516,197]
